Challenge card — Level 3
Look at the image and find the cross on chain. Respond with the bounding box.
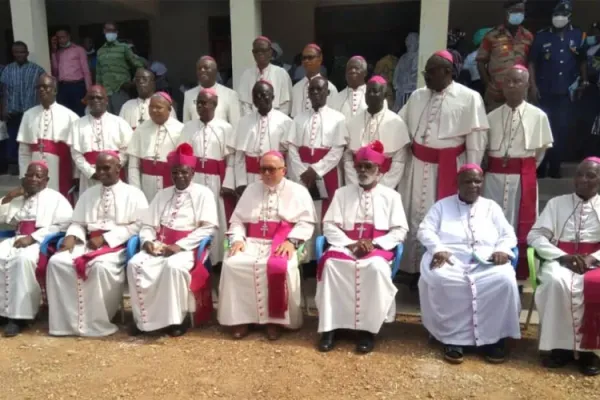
[261,222,269,237]
[357,224,366,239]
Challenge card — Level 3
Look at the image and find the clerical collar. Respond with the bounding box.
[349,84,366,92]
[175,184,191,194]
[42,102,57,111]
[368,107,385,118]
[505,101,526,113]
[264,178,286,193]
[432,81,455,96]
[311,105,326,114]
[457,194,479,206]
[200,118,214,126]
[358,183,378,193]
[102,180,121,190]
[91,112,106,121]
[575,193,599,204]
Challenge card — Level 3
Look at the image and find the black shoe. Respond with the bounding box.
[356,332,375,354]
[579,352,600,377]
[444,345,464,364]
[318,331,335,352]
[542,349,574,369]
[128,323,143,336]
[483,339,506,364]
[3,321,21,337]
[0,316,7,326]
[168,324,188,337]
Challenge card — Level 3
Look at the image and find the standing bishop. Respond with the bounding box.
[329,56,369,120]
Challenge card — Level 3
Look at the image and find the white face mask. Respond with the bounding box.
[552,15,570,29]
[105,32,118,42]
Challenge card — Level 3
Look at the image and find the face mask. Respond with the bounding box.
[552,16,569,29]
[508,12,525,26]
[60,41,71,48]
[105,33,118,42]
[587,36,598,46]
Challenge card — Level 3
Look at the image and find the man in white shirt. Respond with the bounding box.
[183,56,240,129]
[238,37,293,116]
[330,56,368,120]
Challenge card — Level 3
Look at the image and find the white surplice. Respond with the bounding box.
[483,102,553,226]
[417,195,520,346]
[119,97,178,130]
[344,108,411,188]
[237,64,293,116]
[128,183,218,332]
[318,184,408,334]
[399,82,489,273]
[291,75,339,118]
[46,181,148,337]
[0,188,72,320]
[217,178,316,329]
[329,85,367,120]
[179,118,235,263]
[233,109,292,188]
[127,117,184,201]
[17,102,79,193]
[182,83,241,129]
[528,194,600,354]
[68,112,133,193]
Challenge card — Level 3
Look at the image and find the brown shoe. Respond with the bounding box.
[231,324,249,339]
[265,324,281,341]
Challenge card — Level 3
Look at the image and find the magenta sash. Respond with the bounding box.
[73,230,125,281]
[140,159,172,188]
[246,221,294,319]
[317,223,394,281]
[245,155,261,174]
[195,157,235,226]
[298,146,340,215]
[30,139,74,204]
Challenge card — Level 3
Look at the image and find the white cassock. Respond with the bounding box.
[17,103,79,200]
[237,64,293,116]
[399,82,489,273]
[317,184,408,334]
[128,183,218,332]
[344,108,411,188]
[0,188,72,320]
[218,178,316,329]
[68,113,133,193]
[285,105,348,259]
[127,118,184,201]
[179,118,235,263]
[483,102,553,278]
[46,181,148,337]
[418,195,521,346]
[528,194,600,354]
[291,75,339,118]
[119,97,178,130]
[182,84,241,129]
[329,85,367,120]
[233,109,292,189]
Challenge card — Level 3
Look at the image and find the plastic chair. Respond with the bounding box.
[525,247,540,330]
[0,230,65,256]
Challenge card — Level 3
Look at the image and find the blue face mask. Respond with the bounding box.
[587,36,598,46]
[105,32,117,42]
[508,12,525,26]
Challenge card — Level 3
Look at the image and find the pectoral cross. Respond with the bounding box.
[357,224,366,239]
[200,158,206,168]
[502,155,509,168]
[261,222,269,237]
[153,153,159,165]
[138,116,145,124]
[38,141,45,153]
[158,230,166,243]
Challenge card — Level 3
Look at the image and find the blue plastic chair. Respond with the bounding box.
[0,230,65,257]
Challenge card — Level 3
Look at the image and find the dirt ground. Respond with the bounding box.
[1,314,599,400]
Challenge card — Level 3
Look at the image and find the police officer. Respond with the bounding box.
[529,0,588,178]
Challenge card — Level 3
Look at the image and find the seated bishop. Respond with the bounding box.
[317,141,408,354]
[418,164,520,365]
[0,161,73,337]
[528,158,600,376]
[46,152,148,337]
[127,92,184,201]
[128,143,219,337]
[217,151,316,341]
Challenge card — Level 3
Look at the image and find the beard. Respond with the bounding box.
[358,174,377,186]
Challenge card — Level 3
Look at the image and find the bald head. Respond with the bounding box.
[196,56,218,87]
[23,163,49,195]
[575,159,600,200]
[134,68,155,99]
[38,73,58,107]
[96,152,121,187]
[196,89,218,123]
[503,67,530,108]
[308,76,329,110]
[261,152,285,168]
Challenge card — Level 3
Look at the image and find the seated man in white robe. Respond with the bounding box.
[46,152,148,337]
[329,56,368,120]
[119,68,177,130]
[345,76,410,189]
[233,80,292,197]
[69,85,133,193]
[418,164,520,365]
[317,141,408,353]
[17,74,79,202]
[128,143,218,337]
[218,151,316,340]
[127,91,183,201]
[528,158,600,376]
[0,161,72,337]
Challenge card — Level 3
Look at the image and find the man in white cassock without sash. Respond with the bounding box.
[218,152,316,340]
[46,152,148,337]
[183,56,240,129]
[179,88,235,264]
[69,85,133,194]
[233,80,292,195]
[128,143,218,336]
[316,142,408,354]
[345,76,410,189]
[329,56,369,120]
[0,162,72,337]
[18,74,79,202]
[528,158,600,376]
[418,164,520,365]
[127,92,183,201]
[291,44,338,118]
[119,68,177,130]
[238,37,292,116]
[483,65,553,280]
[399,50,488,276]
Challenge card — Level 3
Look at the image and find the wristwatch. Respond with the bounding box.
[287,238,301,249]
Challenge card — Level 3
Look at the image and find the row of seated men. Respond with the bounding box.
[1,144,599,378]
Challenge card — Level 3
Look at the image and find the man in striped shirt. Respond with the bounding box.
[0,41,45,175]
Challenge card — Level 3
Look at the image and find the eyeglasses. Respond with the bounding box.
[260,166,284,174]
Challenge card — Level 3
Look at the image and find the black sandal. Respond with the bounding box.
[444,345,464,364]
